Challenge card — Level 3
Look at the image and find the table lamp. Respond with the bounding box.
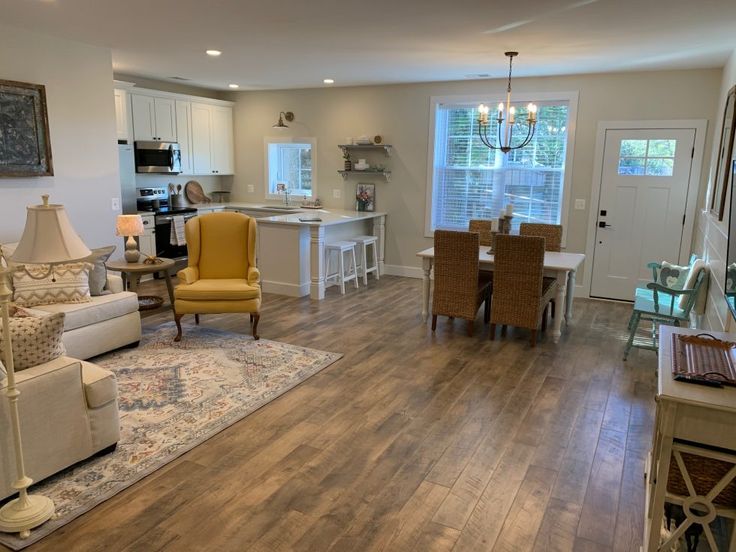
[0,195,91,539]
[115,215,144,263]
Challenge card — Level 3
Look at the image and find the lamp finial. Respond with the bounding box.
[41,194,50,208]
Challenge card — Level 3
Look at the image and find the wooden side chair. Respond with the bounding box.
[431,230,492,337]
[468,219,494,247]
[489,234,558,347]
[519,223,563,252]
[623,261,707,360]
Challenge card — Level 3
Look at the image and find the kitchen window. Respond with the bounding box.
[425,93,578,239]
[265,137,316,199]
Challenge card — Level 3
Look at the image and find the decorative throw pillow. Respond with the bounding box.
[84,245,116,296]
[0,309,66,371]
[12,262,92,307]
[657,261,689,290]
[678,258,706,310]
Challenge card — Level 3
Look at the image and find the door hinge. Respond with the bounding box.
[692,146,695,158]
[683,213,686,226]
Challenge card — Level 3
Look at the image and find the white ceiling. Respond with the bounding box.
[4,0,736,90]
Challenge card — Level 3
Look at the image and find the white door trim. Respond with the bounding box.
[584,119,708,298]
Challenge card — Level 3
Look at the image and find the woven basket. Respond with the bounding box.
[667,451,736,506]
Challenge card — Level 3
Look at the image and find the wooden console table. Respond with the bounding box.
[644,326,736,551]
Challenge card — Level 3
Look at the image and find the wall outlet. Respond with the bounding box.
[333,189,341,199]
[574,198,586,210]
[111,197,120,211]
[247,185,254,193]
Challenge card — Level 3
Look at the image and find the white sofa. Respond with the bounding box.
[2,242,142,360]
[0,356,120,500]
[24,271,142,360]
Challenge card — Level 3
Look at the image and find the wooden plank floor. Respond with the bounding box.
[10,275,656,552]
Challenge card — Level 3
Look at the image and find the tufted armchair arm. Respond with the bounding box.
[177,267,199,284]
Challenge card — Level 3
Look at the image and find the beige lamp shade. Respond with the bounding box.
[12,195,92,265]
[115,214,144,237]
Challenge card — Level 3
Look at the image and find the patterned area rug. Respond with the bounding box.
[0,323,342,550]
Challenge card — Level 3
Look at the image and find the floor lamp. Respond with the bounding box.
[0,195,91,539]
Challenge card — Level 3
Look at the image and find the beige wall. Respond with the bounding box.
[693,49,736,332]
[0,25,120,248]
[229,68,721,282]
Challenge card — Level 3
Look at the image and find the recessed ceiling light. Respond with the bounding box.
[323,78,335,84]
[228,84,239,89]
[206,50,222,57]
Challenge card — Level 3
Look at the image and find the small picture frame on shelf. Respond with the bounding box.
[356,183,375,212]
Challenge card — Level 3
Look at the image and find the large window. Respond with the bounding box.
[427,95,576,236]
[265,138,316,199]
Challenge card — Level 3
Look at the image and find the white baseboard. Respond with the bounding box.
[262,280,310,297]
[383,264,424,279]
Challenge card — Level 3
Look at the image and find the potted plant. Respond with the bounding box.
[342,149,352,171]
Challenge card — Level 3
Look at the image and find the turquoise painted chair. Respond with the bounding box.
[623,259,706,361]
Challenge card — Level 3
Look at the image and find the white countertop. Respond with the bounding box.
[257,208,386,227]
[186,202,385,226]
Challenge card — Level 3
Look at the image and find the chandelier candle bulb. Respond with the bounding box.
[508,106,516,125]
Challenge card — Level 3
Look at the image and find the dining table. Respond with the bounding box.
[416,246,586,343]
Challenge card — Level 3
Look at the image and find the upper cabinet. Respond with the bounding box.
[113,88,132,143]
[175,100,194,175]
[123,87,234,176]
[131,95,177,142]
[211,106,234,175]
[191,102,234,175]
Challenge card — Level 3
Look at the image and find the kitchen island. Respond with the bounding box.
[255,209,386,300]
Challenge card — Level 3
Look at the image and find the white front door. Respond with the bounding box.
[590,128,696,301]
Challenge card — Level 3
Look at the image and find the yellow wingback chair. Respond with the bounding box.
[173,212,261,341]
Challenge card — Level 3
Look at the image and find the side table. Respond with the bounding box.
[106,257,176,310]
[643,325,736,551]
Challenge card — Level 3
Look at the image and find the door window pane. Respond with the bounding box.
[617,139,677,177]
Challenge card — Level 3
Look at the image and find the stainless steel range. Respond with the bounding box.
[137,187,197,260]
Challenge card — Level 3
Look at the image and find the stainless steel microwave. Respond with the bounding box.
[134,141,182,174]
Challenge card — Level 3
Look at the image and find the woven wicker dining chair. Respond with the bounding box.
[432,230,493,337]
[519,223,563,252]
[490,234,558,347]
[468,219,494,247]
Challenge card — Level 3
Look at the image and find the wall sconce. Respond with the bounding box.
[272,111,294,129]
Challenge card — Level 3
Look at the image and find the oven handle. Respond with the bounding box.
[156,215,197,223]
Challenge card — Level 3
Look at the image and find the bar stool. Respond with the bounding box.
[325,241,359,294]
[352,235,379,285]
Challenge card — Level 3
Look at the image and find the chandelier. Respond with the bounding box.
[477,52,537,153]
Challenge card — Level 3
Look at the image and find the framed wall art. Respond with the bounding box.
[0,79,53,177]
[711,85,736,220]
[356,182,375,212]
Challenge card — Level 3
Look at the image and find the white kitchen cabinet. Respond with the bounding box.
[211,106,234,174]
[191,102,213,175]
[175,101,193,175]
[191,102,234,175]
[154,98,177,142]
[131,94,177,142]
[113,88,132,143]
